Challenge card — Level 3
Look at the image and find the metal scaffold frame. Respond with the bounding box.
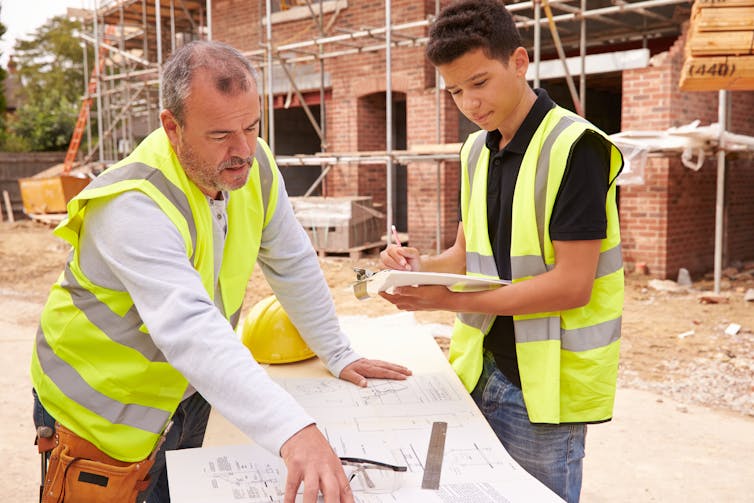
[75,0,692,252]
[73,0,209,164]
[77,0,694,157]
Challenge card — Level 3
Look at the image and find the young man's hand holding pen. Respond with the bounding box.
[382,225,421,271]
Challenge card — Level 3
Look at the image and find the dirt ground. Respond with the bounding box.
[2,219,753,502]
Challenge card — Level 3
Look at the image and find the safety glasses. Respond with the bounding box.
[339,457,407,494]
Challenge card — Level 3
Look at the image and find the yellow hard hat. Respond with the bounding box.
[241,295,316,364]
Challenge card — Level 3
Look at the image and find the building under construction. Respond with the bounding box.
[68,0,753,280]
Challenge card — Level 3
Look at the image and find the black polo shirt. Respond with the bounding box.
[463,89,611,388]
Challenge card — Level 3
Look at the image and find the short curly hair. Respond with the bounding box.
[426,0,523,66]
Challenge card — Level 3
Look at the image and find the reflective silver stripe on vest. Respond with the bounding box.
[472,308,621,351]
[254,145,273,223]
[462,133,500,334]
[61,267,168,362]
[509,245,620,280]
[465,251,498,277]
[86,162,198,263]
[535,115,583,255]
[514,315,621,350]
[35,326,171,433]
[596,244,622,278]
[562,316,621,351]
[510,255,550,279]
[466,133,487,193]
[512,316,561,343]
[457,312,495,333]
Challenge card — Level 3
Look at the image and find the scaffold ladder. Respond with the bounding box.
[62,28,112,175]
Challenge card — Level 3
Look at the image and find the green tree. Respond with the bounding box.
[5,15,93,151]
[9,90,77,151]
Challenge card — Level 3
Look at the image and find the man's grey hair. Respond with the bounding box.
[161,40,259,125]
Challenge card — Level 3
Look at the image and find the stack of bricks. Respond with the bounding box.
[679,0,754,91]
[288,196,384,253]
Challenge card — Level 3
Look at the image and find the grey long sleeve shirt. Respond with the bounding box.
[77,178,360,456]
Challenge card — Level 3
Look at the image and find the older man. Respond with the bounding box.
[32,40,410,503]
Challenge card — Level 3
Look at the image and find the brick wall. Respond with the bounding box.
[212,1,754,266]
[406,89,461,250]
[620,30,754,278]
[727,156,754,264]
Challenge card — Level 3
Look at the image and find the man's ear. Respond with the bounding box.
[160,109,181,147]
[512,46,529,78]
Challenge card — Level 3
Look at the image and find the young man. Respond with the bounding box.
[32,40,411,503]
[379,1,623,501]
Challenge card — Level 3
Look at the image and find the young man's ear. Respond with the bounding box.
[512,46,530,78]
[160,109,181,147]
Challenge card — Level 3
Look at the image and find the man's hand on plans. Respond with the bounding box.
[339,358,412,388]
[281,424,354,503]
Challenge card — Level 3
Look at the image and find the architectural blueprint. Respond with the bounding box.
[168,372,562,502]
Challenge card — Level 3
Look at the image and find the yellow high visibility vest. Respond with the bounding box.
[450,105,624,423]
[30,129,280,461]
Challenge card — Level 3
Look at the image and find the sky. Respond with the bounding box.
[0,0,84,66]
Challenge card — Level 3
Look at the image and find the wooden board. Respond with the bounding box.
[679,55,754,91]
[692,6,754,31]
[694,0,754,7]
[687,30,754,57]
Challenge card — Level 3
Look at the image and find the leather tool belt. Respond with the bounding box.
[40,423,155,503]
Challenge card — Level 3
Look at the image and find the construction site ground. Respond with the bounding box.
[2,219,753,502]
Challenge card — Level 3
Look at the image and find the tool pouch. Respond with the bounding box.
[41,423,154,503]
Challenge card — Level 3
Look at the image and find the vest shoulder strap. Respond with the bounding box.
[466,132,487,175]
[252,138,277,227]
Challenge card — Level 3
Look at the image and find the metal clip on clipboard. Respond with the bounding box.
[352,267,376,300]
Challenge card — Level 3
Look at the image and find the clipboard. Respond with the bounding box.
[353,268,509,300]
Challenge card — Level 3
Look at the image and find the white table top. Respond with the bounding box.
[168,312,563,503]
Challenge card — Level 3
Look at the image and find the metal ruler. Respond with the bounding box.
[421,421,447,490]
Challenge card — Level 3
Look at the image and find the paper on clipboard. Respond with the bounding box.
[354,269,509,299]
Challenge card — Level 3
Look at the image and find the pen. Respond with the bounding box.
[391,224,402,247]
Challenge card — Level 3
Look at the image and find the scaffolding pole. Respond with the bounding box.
[265,0,275,153]
[434,0,441,254]
[156,0,163,109]
[714,91,728,294]
[385,0,394,245]
[94,1,105,164]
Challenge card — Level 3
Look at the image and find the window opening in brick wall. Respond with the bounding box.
[274,104,323,196]
[539,72,622,134]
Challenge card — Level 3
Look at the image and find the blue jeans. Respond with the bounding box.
[33,389,211,503]
[471,352,586,503]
